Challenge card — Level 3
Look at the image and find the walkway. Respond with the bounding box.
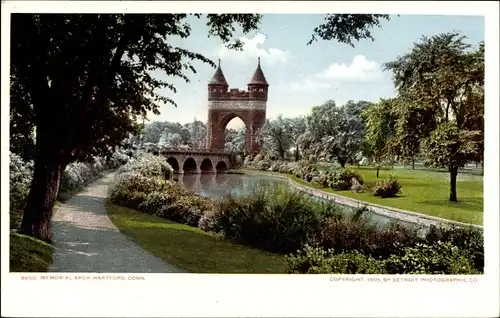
[49,173,185,273]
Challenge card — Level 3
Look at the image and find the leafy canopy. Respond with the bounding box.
[10,14,262,164]
[383,32,484,169]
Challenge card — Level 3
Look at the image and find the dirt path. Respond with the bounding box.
[49,173,185,273]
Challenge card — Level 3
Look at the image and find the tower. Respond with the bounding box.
[206,58,268,154]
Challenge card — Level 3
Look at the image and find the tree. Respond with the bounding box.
[225,127,245,153]
[259,116,294,160]
[384,32,484,202]
[288,116,307,161]
[362,99,397,177]
[158,132,183,149]
[11,13,393,242]
[11,13,262,242]
[308,14,390,46]
[303,100,370,167]
[185,119,207,149]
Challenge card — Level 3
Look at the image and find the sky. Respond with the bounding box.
[148,14,484,129]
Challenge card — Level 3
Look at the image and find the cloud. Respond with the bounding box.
[287,55,384,91]
[214,32,291,64]
[318,55,384,82]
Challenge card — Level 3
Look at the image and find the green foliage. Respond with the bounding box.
[384,241,479,274]
[293,160,317,179]
[308,14,391,47]
[109,154,211,227]
[383,32,483,202]
[371,177,402,198]
[323,166,364,191]
[310,215,421,260]
[425,225,484,271]
[286,245,386,274]
[301,100,372,166]
[362,98,398,164]
[210,186,341,254]
[259,116,307,160]
[11,14,263,164]
[288,240,479,275]
[421,122,482,170]
[9,152,33,212]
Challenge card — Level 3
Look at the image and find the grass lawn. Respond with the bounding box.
[10,231,53,272]
[242,166,483,225]
[106,203,287,273]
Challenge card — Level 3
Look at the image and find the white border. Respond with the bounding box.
[1,2,499,317]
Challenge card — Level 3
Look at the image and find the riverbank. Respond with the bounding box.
[236,168,483,230]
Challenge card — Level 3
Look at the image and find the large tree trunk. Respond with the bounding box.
[295,146,299,162]
[449,166,458,202]
[376,166,380,178]
[20,150,64,243]
[412,158,415,170]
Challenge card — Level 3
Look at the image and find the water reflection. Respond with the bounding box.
[178,173,279,199]
[178,173,428,235]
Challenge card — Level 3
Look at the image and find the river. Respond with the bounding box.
[177,172,428,233]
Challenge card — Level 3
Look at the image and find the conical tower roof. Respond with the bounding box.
[209,59,228,86]
[248,57,268,86]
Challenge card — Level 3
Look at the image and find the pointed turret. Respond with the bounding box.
[209,58,229,86]
[248,57,269,86]
[248,57,269,101]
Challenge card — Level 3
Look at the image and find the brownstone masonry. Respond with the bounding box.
[206,58,268,155]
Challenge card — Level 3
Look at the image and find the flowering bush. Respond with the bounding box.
[278,161,298,174]
[323,166,364,191]
[9,152,33,213]
[371,177,401,198]
[118,153,173,179]
[292,160,316,179]
[310,172,329,187]
[109,154,212,227]
[108,149,132,169]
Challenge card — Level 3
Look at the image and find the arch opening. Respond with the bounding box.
[200,158,214,172]
[167,157,180,173]
[224,116,247,154]
[183,157,197,174]
[216,161,228,172]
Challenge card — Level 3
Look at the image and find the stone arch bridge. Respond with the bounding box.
[158,148,238,174]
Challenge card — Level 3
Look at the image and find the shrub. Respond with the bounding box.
[109,154,213,228]
[256,159,271,171]
[9,153,33,211]
[323,166,364,191]
[60,162,95,192]
[293,160,316,179]
[425,225,484,272]
[304,171,320,183]
[310,212,423,260]
[286,245,386,274]
[384,241,479,274]
[371,177,402,198]
[198,209,220,233]
[210,186,322,254]
[118,153,173,178]
[108,149,131,169]
[311,172,329,187]
[278,161,298,174]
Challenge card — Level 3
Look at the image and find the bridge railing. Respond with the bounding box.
[160,148,232,156]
